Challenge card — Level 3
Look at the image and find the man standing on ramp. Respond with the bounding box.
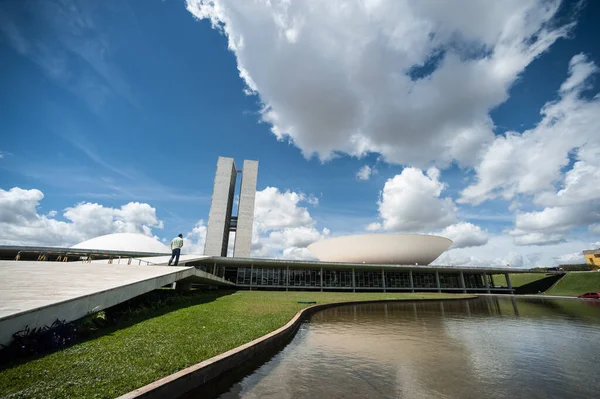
[168,234,184,266]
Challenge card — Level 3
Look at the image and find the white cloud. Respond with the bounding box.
[436,234,589,268]
[182,220,207,255]
[356,165,373,181]
[440,222,488,249]
[0,187,163,247]
[268,226,326,249]
[251,187,328,259]
[0,186,327,259]
[253,187,313,232]
[366,222,382,232]
[460,54,600,205]
[554,252,585,265]
[508,196,600,246]
[536,148,600,207]
[373,167,457,232]
[187,0,571,167]
[187,0,597,256]
[511,232,566,246]
[368,168,489,249]
[282,247,316,261]
[455,53,600,246]
[306,194,319,207]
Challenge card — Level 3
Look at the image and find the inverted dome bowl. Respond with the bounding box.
[307,234,452,265]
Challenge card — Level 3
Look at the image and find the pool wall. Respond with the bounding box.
[117,296,475,399]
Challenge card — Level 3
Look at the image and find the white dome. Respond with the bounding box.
[307,234,453,265]
[72,233,170,254]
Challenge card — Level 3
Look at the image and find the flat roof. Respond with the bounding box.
[197,256,545,274]
[0,245,549,273]
[0,244,170,259]
[583,249,600,255]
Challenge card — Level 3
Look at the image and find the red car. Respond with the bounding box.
[577,292,600,299]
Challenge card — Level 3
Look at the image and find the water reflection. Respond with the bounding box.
[211,298,600,399]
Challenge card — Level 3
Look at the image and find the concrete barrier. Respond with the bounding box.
[118,296,475,399]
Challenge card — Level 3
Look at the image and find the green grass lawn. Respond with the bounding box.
[492,273,549,287]
[0,291,468,399]
[545,272,600,296]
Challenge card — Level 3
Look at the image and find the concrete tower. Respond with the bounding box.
[204,157,258,257]
[233,159,258,257]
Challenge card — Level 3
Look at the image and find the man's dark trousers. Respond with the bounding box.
[168,248,181,266]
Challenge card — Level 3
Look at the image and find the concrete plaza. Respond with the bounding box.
[0,261,233,345]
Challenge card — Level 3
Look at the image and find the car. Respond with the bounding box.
[577,292,600,299]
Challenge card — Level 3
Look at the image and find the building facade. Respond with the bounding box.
[192,257,518,294]
[583,249,600,269]
[204,156,259,257]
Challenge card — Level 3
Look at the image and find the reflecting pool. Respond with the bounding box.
[214,297,600,399]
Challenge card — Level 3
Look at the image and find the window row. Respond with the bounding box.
[231,267,486,289]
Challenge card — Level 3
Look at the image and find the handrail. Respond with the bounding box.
[110,256,156,266]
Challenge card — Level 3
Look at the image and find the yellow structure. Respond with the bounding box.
[583,249,600,269]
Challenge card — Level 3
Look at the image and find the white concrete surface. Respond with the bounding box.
[0,261,232,346]
[308,234,453,265]
[89,254,211,265]
[204,157,237,256]
[233,159,258,257]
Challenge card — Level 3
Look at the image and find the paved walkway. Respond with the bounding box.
[0,261,231,345]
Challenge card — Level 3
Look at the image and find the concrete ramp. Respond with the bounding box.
[0,261,233,346]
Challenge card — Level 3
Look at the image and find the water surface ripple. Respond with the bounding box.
[215,297,600,399]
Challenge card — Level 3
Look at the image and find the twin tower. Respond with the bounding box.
[203,157,258,258]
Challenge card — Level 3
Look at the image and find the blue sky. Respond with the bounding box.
[1,0,599,267]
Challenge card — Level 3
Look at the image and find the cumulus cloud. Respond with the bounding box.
[251,187,328,259]
[253,187,314,231]
[186,0,597,254]
[356,165,373,181]
[436,235,588,268]
[439,222,488,249]
[366,222,382,232]
[372,167,457,232]
[0,187,163,246]
[282,247,314,261]
[510,232,566,246]
[306,194,319,207]
[182,220,207,255]
[0,186,326,259]
[553,252,585,265]
[187,0,571,167]
[460,54,600,206]
[508,201,599,246]
[368,168,489,249]
[456,53,600,246]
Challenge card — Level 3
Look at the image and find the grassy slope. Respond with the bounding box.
[545,272,600,296]
[492,273,549,287]
[0,291,466,399]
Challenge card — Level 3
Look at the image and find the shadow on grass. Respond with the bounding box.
[515,274,563,294]
[0,288,236,371]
